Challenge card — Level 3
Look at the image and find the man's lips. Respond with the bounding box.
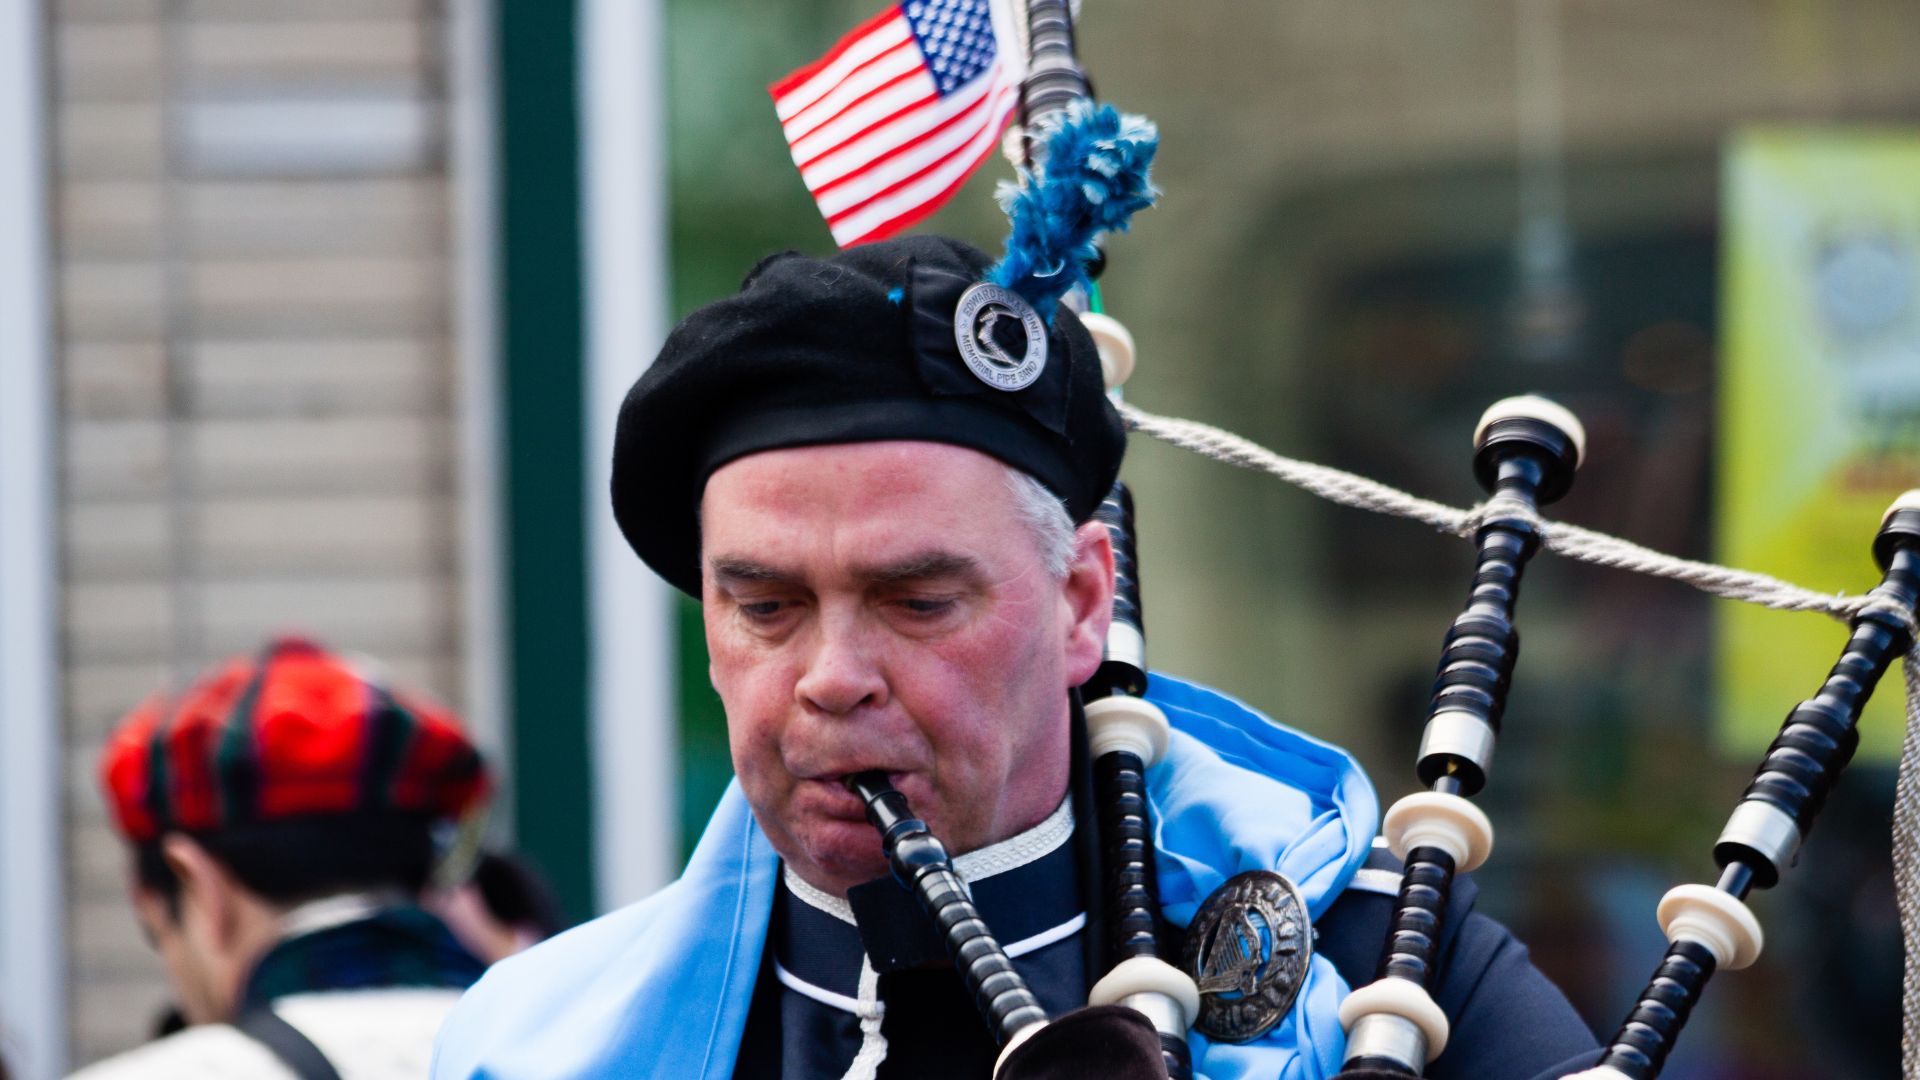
[798,770,907,819]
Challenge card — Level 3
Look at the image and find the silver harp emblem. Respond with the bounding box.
[1182,869,1313,1043]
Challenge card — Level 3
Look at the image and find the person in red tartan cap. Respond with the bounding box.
[74,637,492,1080]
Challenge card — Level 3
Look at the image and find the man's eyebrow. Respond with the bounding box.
[708,557,799,586]
[708,552,982,587]
[854,551,981,585]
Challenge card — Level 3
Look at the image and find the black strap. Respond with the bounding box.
[234,1007,344,1080]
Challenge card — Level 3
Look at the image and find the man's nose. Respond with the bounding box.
[795,614,887,715]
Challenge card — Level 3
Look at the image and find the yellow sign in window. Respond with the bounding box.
[1719,128,1920,759]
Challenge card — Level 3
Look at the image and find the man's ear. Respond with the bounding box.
[128,877,174,945]
[1062,520,1116,688]
[160,833,242,949]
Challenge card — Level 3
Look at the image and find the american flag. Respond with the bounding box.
[770,0,1025,248]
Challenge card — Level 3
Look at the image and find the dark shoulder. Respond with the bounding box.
[1312,845,1599,1080]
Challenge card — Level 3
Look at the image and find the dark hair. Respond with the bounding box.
[135,812,438,917]
[470,852,569,940]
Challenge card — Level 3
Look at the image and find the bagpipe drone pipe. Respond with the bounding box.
[1556,495,1920,1080]
[1008,8,1205,1080]
[1330,397,1588,1079]
[843,4,1198,1078]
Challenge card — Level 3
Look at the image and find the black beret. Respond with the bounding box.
[610,234,1125,596]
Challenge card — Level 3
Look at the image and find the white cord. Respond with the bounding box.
[1119,402,1876,620]
[840,956,889,1080]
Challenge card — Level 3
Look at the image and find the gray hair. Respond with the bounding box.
[1002,466,1077,579]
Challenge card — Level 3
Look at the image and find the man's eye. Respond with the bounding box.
[739,600,786,619]
[898,597,954,617]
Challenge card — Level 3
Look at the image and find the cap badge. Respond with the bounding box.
[1182,869,1314,1043]
[953,282,1047,391]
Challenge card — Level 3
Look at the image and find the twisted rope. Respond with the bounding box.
[1900,645,1920,1080]
[1119,401,1920,1078]
[1120,402,1871,618]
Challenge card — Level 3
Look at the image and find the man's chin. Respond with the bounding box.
[788,818,890,896]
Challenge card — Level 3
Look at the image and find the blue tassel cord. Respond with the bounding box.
[987,100,1159,322]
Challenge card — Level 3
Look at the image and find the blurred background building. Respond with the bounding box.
[3,1,1918,1077]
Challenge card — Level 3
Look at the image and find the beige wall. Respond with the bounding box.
[51,0,468,1064]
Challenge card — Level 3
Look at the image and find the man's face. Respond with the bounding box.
[131,884,226,1026]
[700,441,1112,896]
[127,834,274,1026]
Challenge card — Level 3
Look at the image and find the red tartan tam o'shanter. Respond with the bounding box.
[99,637,490,844]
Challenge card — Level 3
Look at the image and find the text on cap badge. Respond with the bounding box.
[953,282,1047,391]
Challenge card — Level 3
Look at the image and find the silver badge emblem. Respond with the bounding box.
[953,282,1047,391]
[1182,870,1313,1043]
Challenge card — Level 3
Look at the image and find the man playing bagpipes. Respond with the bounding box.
[428,0,1623,1073]
[431,182,1603,1080]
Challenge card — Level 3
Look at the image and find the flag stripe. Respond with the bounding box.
[770,6,910,112]
[829,83,1017,244]
[800,63,999,190]
[825,112,996,229]
[832,148,987,247]
[789,75,939,168]
[781,44,924,144]
[815,73,1005,217]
